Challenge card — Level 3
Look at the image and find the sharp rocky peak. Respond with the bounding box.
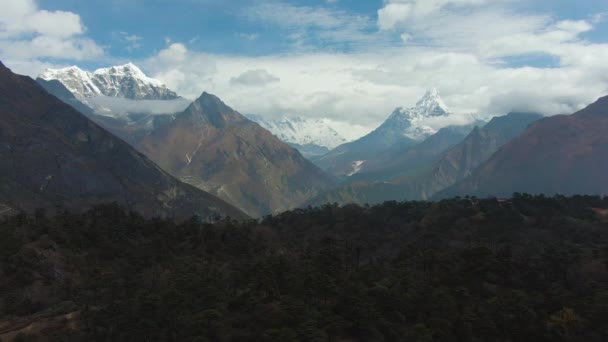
[388,88,451,123]
[183,92,244,127]
[414,88,450,116]
[195,92,231,111]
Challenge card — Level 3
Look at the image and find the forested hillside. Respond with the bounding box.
[1,195,608,341]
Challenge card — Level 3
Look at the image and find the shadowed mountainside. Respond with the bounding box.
[440,98,608,198]
[0,61,246,220]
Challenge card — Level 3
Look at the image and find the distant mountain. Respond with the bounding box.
[440,98,608,198]
[287,143,332,159]
[308,112,542,206]
[35,78,97,116]
[39,63,178,101]
[418,112,543,199]
[138,92,335,217]
[386,87,453,141]
[0,61,246,220]
[313,88,455,176]
[247,115,347,158]
[36,67,186,147]
[350,123,479,182]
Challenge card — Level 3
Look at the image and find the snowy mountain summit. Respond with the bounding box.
[379,88,452,141]
[39,63,178,101]
[248,115,347,149]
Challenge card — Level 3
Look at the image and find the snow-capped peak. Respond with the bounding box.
[415,87,450,116]
[247,115,348,149]
[379,88,453,141]
[39,63,177,101]
[93,63,164,87]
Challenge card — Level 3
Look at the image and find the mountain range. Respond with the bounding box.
[5,59,608,217]
[312,88,460,177]
[423,112,543,199]
[308,111,543,206]
[36,65,187,147]
[439,99,608,198]
[247,115,347,157]
[39,63,179,101]
[38,63,335,217]
[0,61,246,220]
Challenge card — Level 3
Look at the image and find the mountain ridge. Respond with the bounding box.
[439,101,608,198]
[247,115,347,152]
[0,60,246,220]
[39,63,178,101]
[138,92,336,217]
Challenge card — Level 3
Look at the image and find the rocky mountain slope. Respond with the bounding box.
[440,97,608,198]
[0,61,246,220]
[416,112,542,199]
[349,124,478,182]
[138,92,335,217]
[308,112,542,206]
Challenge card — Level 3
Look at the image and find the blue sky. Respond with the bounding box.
[2,0,608,137]
[30,0,608,66]
[41,0,383,59]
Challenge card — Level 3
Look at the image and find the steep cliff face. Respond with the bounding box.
[0,61,246,220]
[138,92,335,217]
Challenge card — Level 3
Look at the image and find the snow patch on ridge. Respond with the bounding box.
[248,115,348,149]
[347,160,366,177]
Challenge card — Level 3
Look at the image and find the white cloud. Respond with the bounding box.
[378,3,413,30]
[144,40,608,140]
[89,96,192,116]
[230,69,280,87]
[378,0,487,30]
[0,0,103,72]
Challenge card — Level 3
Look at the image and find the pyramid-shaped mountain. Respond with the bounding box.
[313,88,453,176]
[137,92,335,217]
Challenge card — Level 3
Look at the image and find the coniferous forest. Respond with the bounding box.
[1,195,608,341]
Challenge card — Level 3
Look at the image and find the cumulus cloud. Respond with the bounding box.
[0,0,103,74]
[230,69,280,87]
